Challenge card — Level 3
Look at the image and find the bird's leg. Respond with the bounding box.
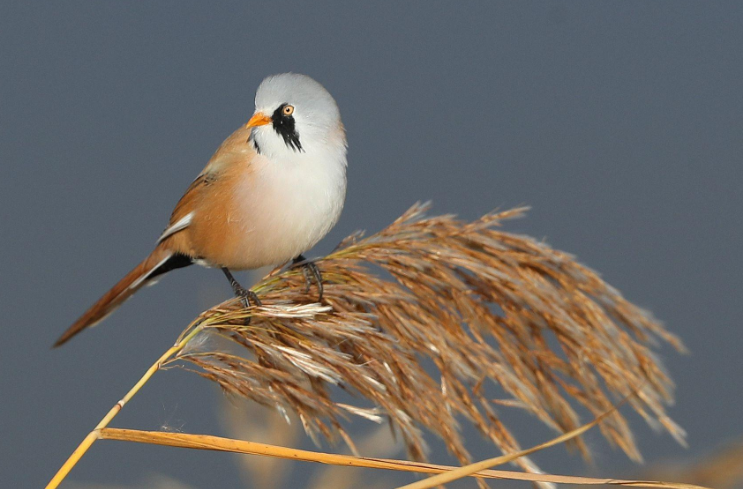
[222,268,262,311]
[292,254,323,301]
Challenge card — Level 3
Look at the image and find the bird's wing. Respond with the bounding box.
[157,172,213,244]
[156,123,255,246]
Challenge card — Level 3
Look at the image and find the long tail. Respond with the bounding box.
[54,245,191,347]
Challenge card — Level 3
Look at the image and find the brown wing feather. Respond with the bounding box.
[168,172,213,228]
[158,124,257,262]
[159,124,255,252]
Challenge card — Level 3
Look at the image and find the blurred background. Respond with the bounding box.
[1,2,742,488]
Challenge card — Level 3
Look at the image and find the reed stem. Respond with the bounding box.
[44,324,203,489]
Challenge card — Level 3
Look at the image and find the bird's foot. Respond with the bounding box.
[235,287,261,325]
[293,255,324,301]
[222,268,262,324]
[234,285,262,309]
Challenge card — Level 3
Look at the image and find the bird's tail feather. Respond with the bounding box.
[54,245,180,347]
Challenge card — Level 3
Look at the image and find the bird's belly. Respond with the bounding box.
[197,156,345,270]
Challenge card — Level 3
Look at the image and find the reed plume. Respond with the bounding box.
[169,203,685,475]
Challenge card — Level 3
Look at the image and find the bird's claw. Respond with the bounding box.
[234,286,261,325]
[294,255,324,301]
[222,268,262,325]
[235,286,262,308]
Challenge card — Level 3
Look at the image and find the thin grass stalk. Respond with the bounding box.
[44,322,205,489]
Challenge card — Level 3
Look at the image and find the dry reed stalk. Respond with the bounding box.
[44,330,203,489]
[97,425,707,489]
[169,203,686,476]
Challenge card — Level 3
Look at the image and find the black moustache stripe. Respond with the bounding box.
[271,104,303,152]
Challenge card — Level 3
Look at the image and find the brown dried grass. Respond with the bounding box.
[169,203,686,476]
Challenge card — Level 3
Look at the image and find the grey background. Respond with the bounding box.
[1,2,742,488]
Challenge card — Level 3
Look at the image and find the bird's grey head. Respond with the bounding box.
[247,73,343,158]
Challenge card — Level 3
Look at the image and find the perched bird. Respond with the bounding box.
[54,73,347,347]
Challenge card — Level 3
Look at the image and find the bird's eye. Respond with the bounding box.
[282,105,295,116]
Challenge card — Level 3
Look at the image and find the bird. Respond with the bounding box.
[54,73,347,347]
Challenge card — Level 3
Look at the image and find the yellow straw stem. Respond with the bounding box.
[44,324,203,489]
[97,427,708,489]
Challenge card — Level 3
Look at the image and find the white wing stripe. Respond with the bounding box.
[157,212,194,244]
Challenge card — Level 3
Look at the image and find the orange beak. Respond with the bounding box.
[246,112,271,128]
